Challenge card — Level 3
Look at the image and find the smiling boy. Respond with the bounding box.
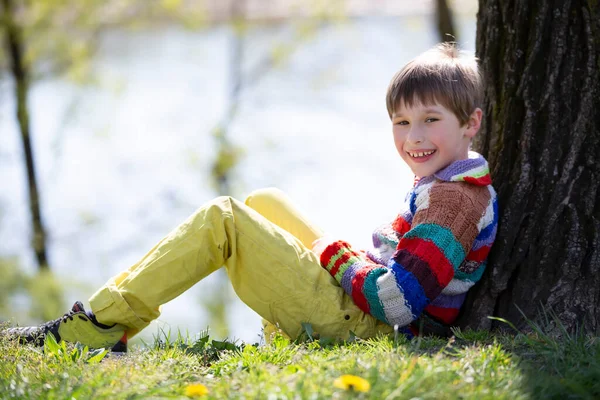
[5,43,498,349]
[392,102,482,178]
[388,45,484,178]
[314,43,497,336]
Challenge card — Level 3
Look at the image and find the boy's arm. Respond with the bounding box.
[319,182,493,327]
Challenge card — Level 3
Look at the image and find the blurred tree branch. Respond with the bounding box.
[2,0,48,270]
[0,0,208,271]
[211,0,340,195]
[435,0,456,43]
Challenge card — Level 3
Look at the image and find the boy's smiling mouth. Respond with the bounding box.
[407,150,436,158]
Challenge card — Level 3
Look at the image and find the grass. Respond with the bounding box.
[1,323,599,399]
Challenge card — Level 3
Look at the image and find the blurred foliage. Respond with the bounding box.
[0,0,211,271]
[26,269,65,320]
[210,125,245,194]
[0,0,208,83]
[1,0,346,82]
[0,258,65,323]
[209,0,347,196]
[0,258,27,316]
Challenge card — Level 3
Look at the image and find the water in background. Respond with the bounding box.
[0,13,476,343]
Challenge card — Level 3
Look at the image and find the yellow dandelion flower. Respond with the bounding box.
[185,383,209,397]
[333,375,371,392]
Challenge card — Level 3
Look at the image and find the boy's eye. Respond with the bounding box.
[395,120,409,126]
[425,117,439,123]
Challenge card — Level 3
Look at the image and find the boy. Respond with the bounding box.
[4,43,498,350]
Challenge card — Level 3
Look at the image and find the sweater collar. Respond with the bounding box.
[434,151,492,186]
[414,151,492,187]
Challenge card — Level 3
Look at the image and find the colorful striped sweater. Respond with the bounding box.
[320,152,498,335]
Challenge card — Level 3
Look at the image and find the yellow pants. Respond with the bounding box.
[89,188,393,340]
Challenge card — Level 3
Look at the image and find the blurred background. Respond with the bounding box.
[0,0,477,344]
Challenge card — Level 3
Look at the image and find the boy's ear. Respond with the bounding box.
[464,108,483,138]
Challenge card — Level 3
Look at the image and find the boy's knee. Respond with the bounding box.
[245,187,285,209]
[198,196,236,217]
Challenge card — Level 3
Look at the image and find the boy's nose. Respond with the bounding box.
[407,129,424,144]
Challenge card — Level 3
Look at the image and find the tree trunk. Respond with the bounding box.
[2,0,49,270]
[459,0,600,334]
[435,0,457,42]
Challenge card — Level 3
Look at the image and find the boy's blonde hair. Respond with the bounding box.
[386,43,483,126]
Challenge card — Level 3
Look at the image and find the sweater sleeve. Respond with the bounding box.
[320,182,491,327]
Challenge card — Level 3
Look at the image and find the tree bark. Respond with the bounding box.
[2,0,49,270]
[459,0,600,334]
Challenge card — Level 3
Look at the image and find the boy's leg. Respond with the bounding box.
[90,195,390,340]
[243,187,326,339]
[243,188,394,339]
[244,187,324,247]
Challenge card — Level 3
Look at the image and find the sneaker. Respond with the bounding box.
[2,301,127,352]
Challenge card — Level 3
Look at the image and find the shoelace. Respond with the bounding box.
[39,310,77,331]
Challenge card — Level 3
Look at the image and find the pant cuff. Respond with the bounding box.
[88,281,150,332]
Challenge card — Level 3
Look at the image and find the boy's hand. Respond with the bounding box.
[311,236,338,259]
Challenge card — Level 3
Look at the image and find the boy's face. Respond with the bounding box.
[391,102,482,178]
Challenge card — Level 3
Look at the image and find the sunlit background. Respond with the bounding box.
[1,0,477,344]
